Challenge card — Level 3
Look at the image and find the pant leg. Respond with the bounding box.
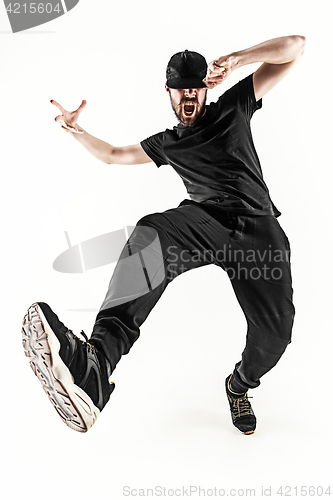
[90,202,295,387]
[224,215,295,392]
[90,201,222,371]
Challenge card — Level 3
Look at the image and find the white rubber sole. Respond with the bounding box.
[22,303,100,433]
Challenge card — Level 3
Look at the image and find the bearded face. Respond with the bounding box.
[167,87,207,127]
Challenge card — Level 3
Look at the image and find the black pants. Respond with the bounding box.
[90,199,295,392]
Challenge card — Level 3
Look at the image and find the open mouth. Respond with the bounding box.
[183,101,196,116]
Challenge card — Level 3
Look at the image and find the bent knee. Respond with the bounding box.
[136,213,164,228]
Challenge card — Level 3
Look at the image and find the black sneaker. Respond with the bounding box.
[22,302,115,433]
[225,375,256,435]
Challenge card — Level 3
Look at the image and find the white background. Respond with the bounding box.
[1,0,332,498]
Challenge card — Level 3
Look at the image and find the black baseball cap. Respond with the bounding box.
[166,50,208,89]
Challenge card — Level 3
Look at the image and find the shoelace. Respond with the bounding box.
[68,329,96,353]
[231,394,254,418]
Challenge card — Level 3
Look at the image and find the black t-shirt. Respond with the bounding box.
[141,74,280,217]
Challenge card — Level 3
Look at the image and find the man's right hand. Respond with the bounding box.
[51,99,87,134]
[50,99,151,165]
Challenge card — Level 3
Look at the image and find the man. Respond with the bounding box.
[22,35,305,435]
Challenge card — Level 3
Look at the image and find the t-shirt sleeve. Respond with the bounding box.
[218,73,262,119]
[140,132,167,168]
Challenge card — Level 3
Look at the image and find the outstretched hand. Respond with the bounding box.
[51,99,87,134]
[204,55,236,89]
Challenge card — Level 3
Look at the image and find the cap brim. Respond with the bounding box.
[166,77,207,89]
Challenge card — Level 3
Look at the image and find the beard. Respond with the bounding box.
[169,92,207,127]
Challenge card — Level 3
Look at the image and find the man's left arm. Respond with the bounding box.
[205,35,306,100]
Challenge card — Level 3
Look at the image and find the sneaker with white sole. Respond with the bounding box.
[225,375,256,435]
[22,302,115,433]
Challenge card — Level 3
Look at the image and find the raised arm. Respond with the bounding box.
[204,35,306,100]
[51,100,152,165]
